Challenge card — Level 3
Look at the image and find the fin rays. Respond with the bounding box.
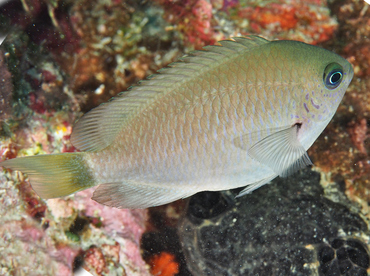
[0,153,95,198]
[92,181,193,209]
[234,125,313,177]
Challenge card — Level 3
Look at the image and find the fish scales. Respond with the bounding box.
[1,36,354,208]
[86,42,330,184]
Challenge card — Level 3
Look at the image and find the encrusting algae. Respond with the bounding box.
[1,36,353,209]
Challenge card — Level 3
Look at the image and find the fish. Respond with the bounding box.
[1,36,354,209]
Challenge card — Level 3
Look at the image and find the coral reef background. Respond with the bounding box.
[0,0,369,275]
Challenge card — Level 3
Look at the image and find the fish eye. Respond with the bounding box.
[323,63,343,89]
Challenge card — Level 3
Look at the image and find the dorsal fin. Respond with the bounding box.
[70,36,270,152]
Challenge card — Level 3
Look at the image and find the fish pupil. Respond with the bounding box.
[329,71,342,84]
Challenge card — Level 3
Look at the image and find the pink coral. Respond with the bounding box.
[155,0,217,47]
[0,216,79,276]
[84,246,109,275]
[0,141,18,161]
[73,188,150,275]
[191,0,213,42]
[0,161,150,276]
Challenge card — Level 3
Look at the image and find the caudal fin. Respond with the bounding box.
[1,153,96,199]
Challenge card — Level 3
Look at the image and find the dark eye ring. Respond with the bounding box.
[323,63,343,89]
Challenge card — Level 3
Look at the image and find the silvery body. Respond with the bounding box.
[1,36,354,209]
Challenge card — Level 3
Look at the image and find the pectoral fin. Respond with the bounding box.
[234,125,313,177]
[236,174,277,197]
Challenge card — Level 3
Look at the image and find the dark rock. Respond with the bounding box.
[179,169,370,276]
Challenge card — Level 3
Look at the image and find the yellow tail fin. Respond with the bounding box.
[1,153,96,199]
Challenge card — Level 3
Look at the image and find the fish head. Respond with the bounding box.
[301,45,353,148]
[273,41,354,149]
[299,46,354,124]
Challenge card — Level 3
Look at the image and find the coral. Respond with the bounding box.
[1,30,77,119]
[0,49,13,122]
[0,1,157,275]
[1,0,369,275]
[141,225,191,275]
[308,0,370,215]
[0,169,151,275]
[73,189,150,276]
[235,0,337,43]
[154,0,338,50]
[348,118,368,155]
[65,0,177,111]
[149,252,179,276]
[0,171,80,276]
[83,246,110,276]
[154,0,216,48]
[0,140,18,161]
[329,0,370,77]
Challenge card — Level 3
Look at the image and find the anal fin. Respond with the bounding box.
[92,181,192,209]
